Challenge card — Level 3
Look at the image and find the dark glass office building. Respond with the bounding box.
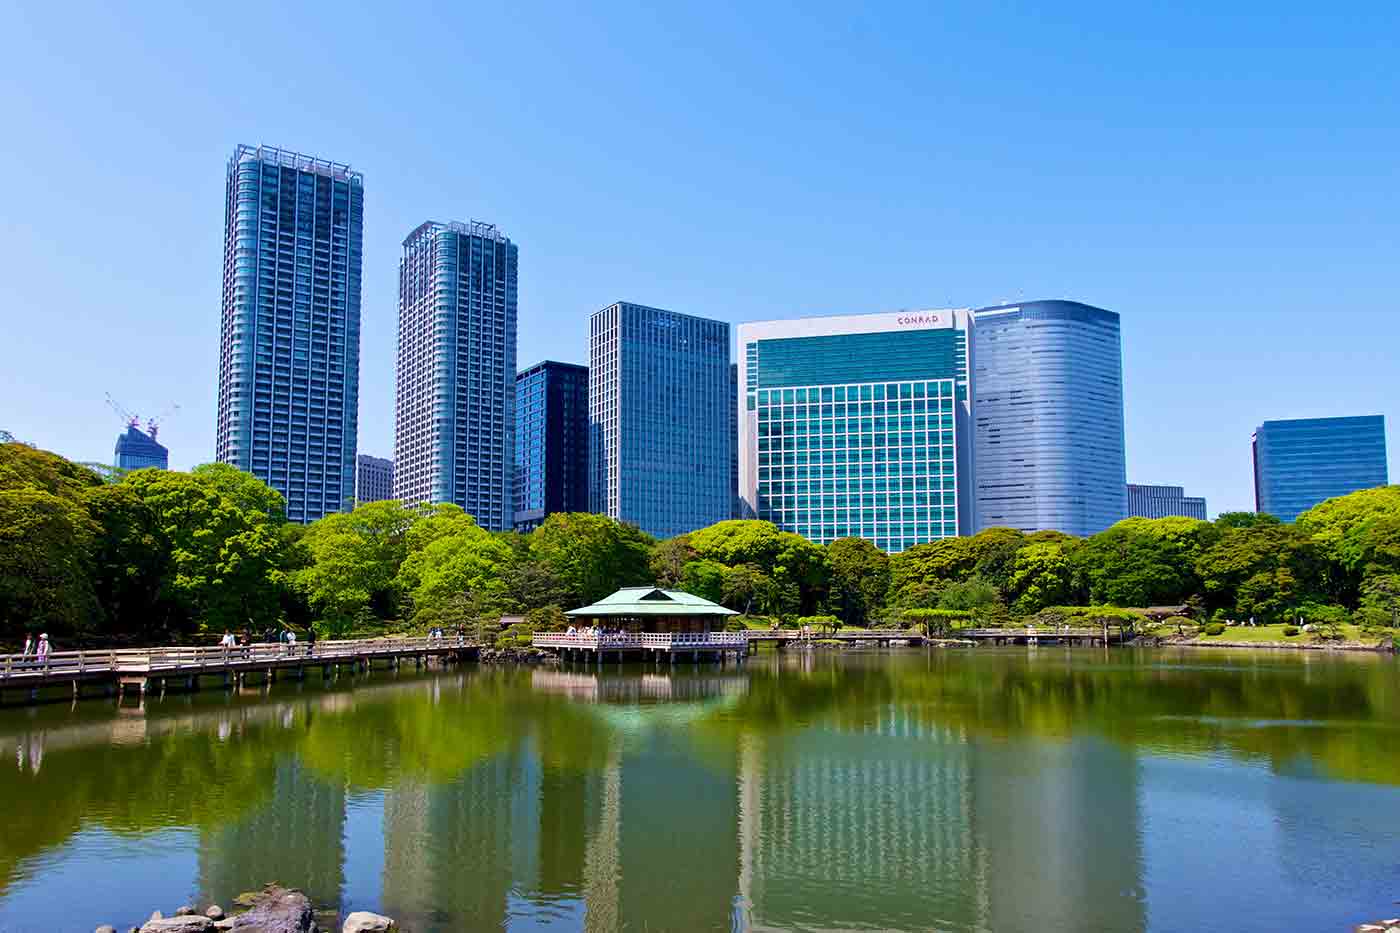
[515,361,589,531]
[215,145,363,523]
[589,302,731,539]
[114,423,168,471]
[395,220,518,530]
[1253,415,1388,522]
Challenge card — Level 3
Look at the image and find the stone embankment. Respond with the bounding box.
[477,646,558,665]
[1356,918,1400,933]
[93,885,398,933]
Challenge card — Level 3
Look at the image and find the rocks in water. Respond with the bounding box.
[176,907,195,917]
[149,913,164,924]
[205,906,226,921]
[478,646,557,665]
[341,913,398,933]
[140,917,214,932]
[226,885,314,932]
[95,925,117,933]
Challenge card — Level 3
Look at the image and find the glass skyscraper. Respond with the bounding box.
[970,300,1126,537]
[588,302,731,539]
[394,221,518,531]
[737,310,969,552]
[515,360,589,531]
[1126,483,1207,520]
[215,144,363,523]
[1253,415,1388,522]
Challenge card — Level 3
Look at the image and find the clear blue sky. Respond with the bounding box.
[2,1,1396,516]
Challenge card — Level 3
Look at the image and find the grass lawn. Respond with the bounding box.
[1151,622,1395,646]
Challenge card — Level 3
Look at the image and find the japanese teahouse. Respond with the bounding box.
[533,587,746,664]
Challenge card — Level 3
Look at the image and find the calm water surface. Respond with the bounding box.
[2,648,1399,932]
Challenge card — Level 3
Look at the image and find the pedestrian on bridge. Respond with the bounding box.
[306,627,316,657]
[36,634,50,663]
[20,632,33,659]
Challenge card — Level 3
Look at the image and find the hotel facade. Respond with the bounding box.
[736,310,971,552]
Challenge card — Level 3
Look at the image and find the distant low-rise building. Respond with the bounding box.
[1253,415,1388,522]
[356,454,394,504]
[114,423,168,471]
[1126,484,1206,521]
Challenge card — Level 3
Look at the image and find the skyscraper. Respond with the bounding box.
[355,454,394,504]
[514,360,589,531]
[394,220,517,530]
[588,301,731,539]
[1253,415,1388,522]
[114,422,168,471]
[970,300,1126,537]
[736,310,970,551]
[1126,483,1207,520]
[215,144,363,523]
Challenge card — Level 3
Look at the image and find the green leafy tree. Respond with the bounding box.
[720,563,777,615]
[397,514,514,619]
[1195,522,1324,623]
[0,486,100,637]
[530,512,654,605]
[120,467,286,632]
[1006,540,1075,614]
[295,500,419,626]
[938,579,999,611]
[1072,517,1216,607]
[826,537,890,627]
[650,534,697,588]
[85,483,170,636]
[191,462,287,523]
[679,558,727,604]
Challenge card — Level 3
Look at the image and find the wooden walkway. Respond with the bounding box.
[533,631,749,663]
[0,636,477,704]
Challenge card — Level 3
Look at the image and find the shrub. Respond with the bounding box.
[1204,623,1226,636]
[724,617,748,632]
[1283,625,1300,637]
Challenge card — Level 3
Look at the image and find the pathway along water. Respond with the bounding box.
[0,647,1398,931]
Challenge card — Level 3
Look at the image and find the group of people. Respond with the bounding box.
[216,628,317,657]
[17,632,51,662]
[425,625,465,644]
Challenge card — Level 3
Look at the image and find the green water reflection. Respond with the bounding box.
[1,648,1398,931]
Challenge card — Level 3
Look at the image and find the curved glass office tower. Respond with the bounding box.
[216,145,363,522]
[970,300,1126,537]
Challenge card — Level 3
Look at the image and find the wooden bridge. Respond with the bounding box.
[959,626,1125,646]
[0,636,477,704]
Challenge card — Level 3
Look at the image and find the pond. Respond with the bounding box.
[1,647,1398,931]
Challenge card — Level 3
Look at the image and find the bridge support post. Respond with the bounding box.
[72,680,80,699]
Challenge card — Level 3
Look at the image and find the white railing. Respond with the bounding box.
[0,636,470,681]
[533,631,747,649]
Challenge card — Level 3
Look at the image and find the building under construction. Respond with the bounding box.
[114,421,168,471]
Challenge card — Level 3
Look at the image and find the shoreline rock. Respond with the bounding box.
[105,884,399,933]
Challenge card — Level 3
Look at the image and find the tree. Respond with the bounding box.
[503,559,570,613]
[121,468,286,632]
[826,537,890,627]
[191,462,287,523]
[720,563,776,615]
[85,483,170,637]
[398,524,514,620]
[650,535,697,588]
[530,513,654,605]
[679,558,727,604]
[295,501,419,625]
[1006,540,1075,614]
[0,486,99,637]
[1072,517,1216,607]
[1194,522,1324,623]
[938,579,999,611]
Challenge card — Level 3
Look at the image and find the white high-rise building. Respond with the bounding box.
[393,220,517,530]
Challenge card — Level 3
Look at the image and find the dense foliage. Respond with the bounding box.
[4,441,1400,644]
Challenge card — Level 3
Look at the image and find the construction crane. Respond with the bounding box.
[105,394,180,440]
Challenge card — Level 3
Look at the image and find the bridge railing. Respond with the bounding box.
[533,631,747,649]
[0,635,472,681]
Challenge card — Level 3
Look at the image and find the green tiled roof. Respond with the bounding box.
[565,587,738,617]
